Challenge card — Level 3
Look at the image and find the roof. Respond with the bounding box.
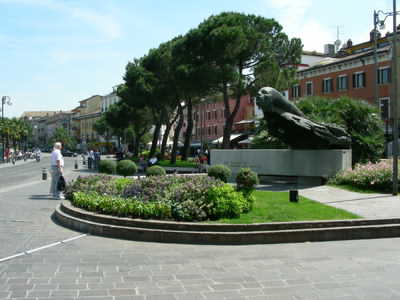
[211,134,243,144]
[298,46,390,73]
[302,50,327,57]
[20,111,58,118]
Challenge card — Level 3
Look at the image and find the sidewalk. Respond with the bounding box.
[300,185,400,219]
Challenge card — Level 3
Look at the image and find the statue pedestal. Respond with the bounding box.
[210,149,351,185]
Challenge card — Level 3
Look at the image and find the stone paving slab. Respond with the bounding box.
[1,235,400,299]
[300,185,400,219]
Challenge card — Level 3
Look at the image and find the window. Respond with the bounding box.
[322,78,333,93]
[380,98,390,120]
[292,84,301,98]
[214,126,218,135]
[207,111,211,120]
[208,127,211,135]
[353,72,366,88]
[306,82,313,96]
[337,75,348,91]
[378,67,391,84]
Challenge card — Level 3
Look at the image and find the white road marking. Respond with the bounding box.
[0,234,87,263]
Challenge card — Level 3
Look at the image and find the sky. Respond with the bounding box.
[0,0,395,117]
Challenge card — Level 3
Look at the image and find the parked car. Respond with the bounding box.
[62,150,74,157]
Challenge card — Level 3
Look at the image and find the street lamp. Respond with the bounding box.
[374,1,399,195]
[1,96,12,163]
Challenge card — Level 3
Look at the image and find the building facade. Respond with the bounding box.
[73,95,102,149]
[181,95,255,147]
[289,35,393,122]
[102,86,120,113]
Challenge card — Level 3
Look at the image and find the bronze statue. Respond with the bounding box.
[256,87,351,149]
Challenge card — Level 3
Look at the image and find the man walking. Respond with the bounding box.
[50,142,64,200]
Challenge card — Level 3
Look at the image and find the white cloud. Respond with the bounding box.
[1,0,122,40]
[266,0,335,52]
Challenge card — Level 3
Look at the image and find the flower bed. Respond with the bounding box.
[65,175,252,222]
[329,159,399,193]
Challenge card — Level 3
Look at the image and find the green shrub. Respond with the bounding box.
[116,160,138,177]
[69,174,252,222]
[72,192,173,219]
[112,177,134,193]
[98,160,116,174]
[236,168,259,192]
[146,165,166,176]
[206,185,248,219]
[208,164,231,182]
[329,159,398,192]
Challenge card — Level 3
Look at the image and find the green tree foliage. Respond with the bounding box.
[50,127,77,150]
[103,102,153,156]
[296,96,385,164]
[0,118,31,150]
[181,12,302,148]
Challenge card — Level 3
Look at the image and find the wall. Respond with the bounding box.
[211,149,352,179]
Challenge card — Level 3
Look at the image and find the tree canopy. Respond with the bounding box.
[116,11,301,161]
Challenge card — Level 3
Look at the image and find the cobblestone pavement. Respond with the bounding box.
[2,158,400,299]
[2,236,400,300]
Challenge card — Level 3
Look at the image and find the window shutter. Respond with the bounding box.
[322,80,325,93]
[336,77,340,90]
[377,69,380,84]
[389,67,392,83]
[330,79,334,92]
[298,85,301,97]
[363,73,366,87]
[352,74,356,88]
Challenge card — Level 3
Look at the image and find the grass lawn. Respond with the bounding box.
[212,190,360,224]
[328,184,388,194]
[158,160,198,168]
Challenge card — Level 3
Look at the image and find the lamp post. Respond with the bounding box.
[393,0,399,196]
[1,96,12,163]
[374,2,400,195]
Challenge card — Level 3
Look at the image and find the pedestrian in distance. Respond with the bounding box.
[49,142,65,200]
[94,149,101,170]
[87,149,94,169]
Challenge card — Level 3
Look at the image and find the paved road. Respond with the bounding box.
[1,160,400,299]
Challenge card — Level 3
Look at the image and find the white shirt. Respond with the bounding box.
[51,149,64,167]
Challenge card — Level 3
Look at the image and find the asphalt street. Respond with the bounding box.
[1,159,400,299]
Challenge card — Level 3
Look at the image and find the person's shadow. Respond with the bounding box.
[29,194,54,200]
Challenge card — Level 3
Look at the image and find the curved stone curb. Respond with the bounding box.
[55,201,400,245]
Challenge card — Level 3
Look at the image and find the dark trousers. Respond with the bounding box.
[88,158,93,169]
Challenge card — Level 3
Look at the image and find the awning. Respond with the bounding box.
[235,119,255,125]
[211,134,243,145]
[238,136,254,144]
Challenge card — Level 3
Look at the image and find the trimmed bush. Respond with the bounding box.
[117,160,138,177]
[146,165,166,176]
[98,160,116,174]
[236,168,259,192]
[208,164,231,182]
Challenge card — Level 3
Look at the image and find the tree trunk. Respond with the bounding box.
[170,104,184,164]
[222,78,242,149]
[182,98,193,161]
[160,112,179,159]
[149,119,162,158]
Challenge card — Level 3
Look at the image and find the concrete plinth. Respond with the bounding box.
[210,149,351,182]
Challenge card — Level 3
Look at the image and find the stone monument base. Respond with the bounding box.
[210,149,352,185]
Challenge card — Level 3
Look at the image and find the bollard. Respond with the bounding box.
[42,168,48,180]
[74,159,78,169]
[289,190,298,202]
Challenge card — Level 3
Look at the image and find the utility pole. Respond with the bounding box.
[392,0,399,195]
